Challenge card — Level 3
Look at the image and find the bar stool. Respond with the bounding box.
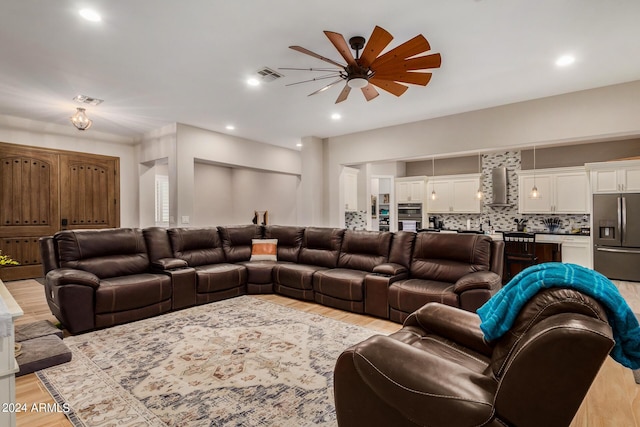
[501,231,538,280]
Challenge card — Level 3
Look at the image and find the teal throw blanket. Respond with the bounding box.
[477,262,640,370]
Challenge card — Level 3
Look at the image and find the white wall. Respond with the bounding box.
[298,136,324,226]
[174,124,301,227]
[326,80,640,226]
[192,162,234,226]
[0,115,139,227]
[231,168,299,225]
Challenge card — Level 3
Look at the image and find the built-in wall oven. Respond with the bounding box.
[397,203,422,232]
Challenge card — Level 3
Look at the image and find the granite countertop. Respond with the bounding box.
[439,229,591,237]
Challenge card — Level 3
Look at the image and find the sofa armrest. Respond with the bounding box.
[372,262,407,276]
[151,257,189,270]
[347,335,495,427]
[46,268,100,289]
[404,303,494,356]
[453,271,501,294]
[364,268,409,319]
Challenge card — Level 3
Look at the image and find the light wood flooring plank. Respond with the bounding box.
[6,278,640,426]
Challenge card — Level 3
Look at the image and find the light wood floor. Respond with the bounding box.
[7,279,640,427]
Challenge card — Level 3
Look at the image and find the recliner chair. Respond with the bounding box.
[334,288,615,427]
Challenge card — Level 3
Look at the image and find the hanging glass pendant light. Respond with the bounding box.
[70,107,92,131]
[530,145,539,198]
[476,152,483,200]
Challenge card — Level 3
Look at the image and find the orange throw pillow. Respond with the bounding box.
[250,239,278,261]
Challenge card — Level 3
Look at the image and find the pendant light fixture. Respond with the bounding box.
[431,157,437,200]
[476,152,483,200]
[70,107,92,131]
[530,146,539,199]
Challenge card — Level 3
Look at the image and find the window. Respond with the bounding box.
[155,175,169,225]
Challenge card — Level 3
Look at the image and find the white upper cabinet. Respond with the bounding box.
[587,160,640,193]
[426,174,482,213]
[343,167,359,212]
[517,167,588,214]
[396,176,427,203]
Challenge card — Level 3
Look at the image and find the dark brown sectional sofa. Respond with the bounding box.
[40,225,504,334]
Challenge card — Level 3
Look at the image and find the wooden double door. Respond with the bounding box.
[0,142,120,280]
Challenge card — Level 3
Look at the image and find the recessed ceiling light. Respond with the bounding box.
[555,55,575,67]
[296,143,303,147]
[79,9,101,22]
[247,78,260,87]
[226,125,235,130]
[331,113,342,120]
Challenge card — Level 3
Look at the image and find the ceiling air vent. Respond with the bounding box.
[73,95,104,106]
[257,67,284,82]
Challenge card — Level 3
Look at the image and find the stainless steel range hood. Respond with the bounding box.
[487,167,513,207]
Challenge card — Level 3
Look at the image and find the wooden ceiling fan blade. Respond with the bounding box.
[404,53,442,70]
[307,78,345,96]
[359,26,393,68]
[324,31,357,67]
[289,46,345,68]
[369,78,409,97]
[370,35,430,69]
[361,84,379,101]
[374,53,442,74]
[371,72,432,86]
[335,85,351,103]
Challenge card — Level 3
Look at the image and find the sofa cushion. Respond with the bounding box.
[313,268,368,301]
[55,228,150,279]
[95,273,171,314]
[218,225,263,263]
[264,225,305,262]
[239,260,278,284]
[273,263,327,290]
[388,279,459,314]
[168,228,225,266]
[194,263,247,293]
[250,239,278,261]
[338,230,392,272]
[410,233,492,282]
[298,227,345,268]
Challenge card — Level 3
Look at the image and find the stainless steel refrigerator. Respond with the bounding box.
[593,193,640,281]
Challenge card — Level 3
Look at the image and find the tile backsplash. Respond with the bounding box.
[433,151,590,233]
[345,210,367,230]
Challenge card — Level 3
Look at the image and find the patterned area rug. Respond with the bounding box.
[37,296,382,426]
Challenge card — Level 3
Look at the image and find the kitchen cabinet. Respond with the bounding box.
[536,234,592,268]
[586,159,640,193]
[396,176,427,203]
[426,174,482,213]
[502,242,561,283]
[517,167,589,214]
[343,167,359,212]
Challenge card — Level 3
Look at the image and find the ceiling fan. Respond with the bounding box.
[282,26,442,103]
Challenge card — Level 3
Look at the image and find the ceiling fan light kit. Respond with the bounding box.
[285,25,441,103]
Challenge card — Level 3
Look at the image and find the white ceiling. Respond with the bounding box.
[1,1,640,149]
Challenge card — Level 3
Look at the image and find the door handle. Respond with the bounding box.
[621,197,627,244]
[596,247,640,254]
